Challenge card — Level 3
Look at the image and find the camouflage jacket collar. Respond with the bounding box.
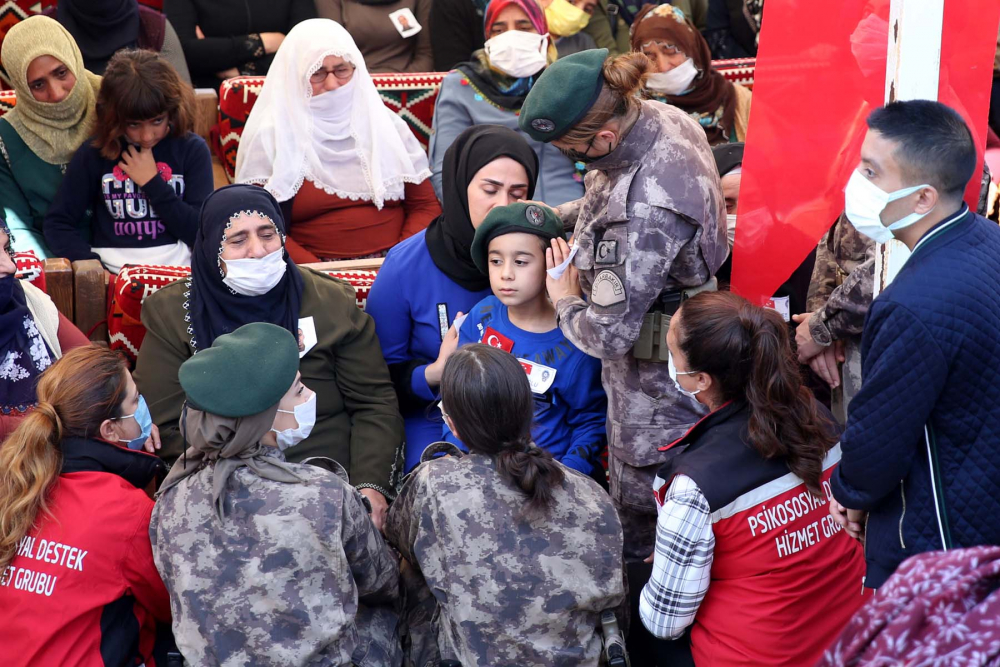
[587,102,662,173]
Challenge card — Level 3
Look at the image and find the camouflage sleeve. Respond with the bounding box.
[383,467,424,568]
[557,209,700,360]
[341,486,400,605]
[805,227,838,313]
[556,197,585,234]
[808,249,874,347]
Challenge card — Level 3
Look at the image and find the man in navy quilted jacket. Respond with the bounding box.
[829,100,1000,590]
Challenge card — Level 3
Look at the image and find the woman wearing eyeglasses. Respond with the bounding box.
[631,4,751,146]
[235,18,440,263]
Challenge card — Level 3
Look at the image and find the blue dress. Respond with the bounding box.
[366,229,490,471]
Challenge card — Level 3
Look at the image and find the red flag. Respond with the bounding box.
[731,0,1000,305]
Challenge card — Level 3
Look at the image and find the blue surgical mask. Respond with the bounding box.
[118,395,153,450]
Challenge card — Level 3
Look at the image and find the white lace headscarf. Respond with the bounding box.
[234,19,430,208]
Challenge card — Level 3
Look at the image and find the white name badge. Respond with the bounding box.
[389,8,422,38]
[763,296,790,323]
[297,316,317,358]
[518,358,557,394]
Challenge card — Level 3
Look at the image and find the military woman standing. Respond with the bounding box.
[519,49,727,563]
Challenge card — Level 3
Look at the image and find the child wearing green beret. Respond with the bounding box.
[441,202,607,476]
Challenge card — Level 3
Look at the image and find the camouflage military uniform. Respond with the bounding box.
[555,100,728,560]
[807,168,992,422]
[384,450,627,667]
[150,451,401,666]
[806,213,874,422]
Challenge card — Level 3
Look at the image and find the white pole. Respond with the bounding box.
[874,0,945,297]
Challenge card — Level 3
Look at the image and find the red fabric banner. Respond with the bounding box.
[731,0,1000,304]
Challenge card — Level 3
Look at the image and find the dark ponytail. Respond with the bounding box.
[675,292,836,495]
[440,344,565,514]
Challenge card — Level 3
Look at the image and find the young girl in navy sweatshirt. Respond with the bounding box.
[44,49,212,274]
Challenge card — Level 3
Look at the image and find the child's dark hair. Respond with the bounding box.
[674,292,837,496]
[440,344,565,514]
[92,49,196,160]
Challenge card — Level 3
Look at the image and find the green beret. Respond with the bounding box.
[179,322,299,418]
[471,202,566,274]
[519,48,609,142]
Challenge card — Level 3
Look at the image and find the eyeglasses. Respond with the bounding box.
[309,64,356,84]
[641,41,682,56]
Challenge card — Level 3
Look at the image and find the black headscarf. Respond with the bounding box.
[56,0,140,75]
[425,125,539,291]
[187,185,304,351]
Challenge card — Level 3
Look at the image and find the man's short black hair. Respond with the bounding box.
[867,100,977,200]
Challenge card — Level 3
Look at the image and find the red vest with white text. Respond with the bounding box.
[656,402,866,666]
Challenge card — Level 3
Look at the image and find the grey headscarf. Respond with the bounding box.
[157,403,305,520]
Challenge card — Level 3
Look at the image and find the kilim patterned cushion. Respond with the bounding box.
[108,264,378,364]
[213,72,448,183]
[212,62,755,184]
[0,1,58,90]
[13,250,45,292]
[0,88,14,117]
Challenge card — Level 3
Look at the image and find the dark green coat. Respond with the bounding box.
[135,267,405,497]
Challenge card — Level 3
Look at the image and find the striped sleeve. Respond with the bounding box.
[639,474,715,640]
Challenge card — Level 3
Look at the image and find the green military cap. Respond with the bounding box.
[519,48,609,142]
[471,202,566,274]
[179,322,299,418]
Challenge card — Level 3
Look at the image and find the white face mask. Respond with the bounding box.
[222,248,287,296]
[844,170,932,244]
[646,58,699,95]
[484,30,549,79]
[271,392,317,451]
[726,213,737,248]
[668,350,701,399]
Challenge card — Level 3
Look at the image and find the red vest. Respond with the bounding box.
[0,438,170,667]
[657,402,867,666]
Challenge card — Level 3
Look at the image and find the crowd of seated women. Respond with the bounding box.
[0,3,861,667]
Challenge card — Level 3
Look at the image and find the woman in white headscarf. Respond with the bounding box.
[235,18,440,263]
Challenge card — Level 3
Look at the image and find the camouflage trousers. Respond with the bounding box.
[832,337,863,424]
[609,451,659,562]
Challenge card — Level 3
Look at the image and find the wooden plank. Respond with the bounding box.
[305,257,385,273]
[212,155,230,189]
[193,89,219,143]
[72,260,109,342]
[42,258,74,321]
[874,0,945,297]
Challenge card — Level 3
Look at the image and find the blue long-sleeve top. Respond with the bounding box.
[365,229,490,471]
[442,295,607,475]
[831,207,1000,588]
[43,132,212,263]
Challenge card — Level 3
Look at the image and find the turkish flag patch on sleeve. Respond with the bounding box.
[482,327,514,353]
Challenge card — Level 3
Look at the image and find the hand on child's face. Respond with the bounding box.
[118,145,159,187]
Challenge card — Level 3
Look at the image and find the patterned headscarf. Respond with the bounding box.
[1,225,53,418]
[0,15,101,164]
[630,4,737,145]
[819,546,1000,665]
[484,0,548,36]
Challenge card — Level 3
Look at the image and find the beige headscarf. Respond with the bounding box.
[0,15,101,164]
[158,404,306,520]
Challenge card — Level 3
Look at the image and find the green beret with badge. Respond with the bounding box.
[471,202,566,274]
[519,48,609,142]
[179,322,300,418]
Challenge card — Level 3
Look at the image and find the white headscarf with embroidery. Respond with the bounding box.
[235,19,430,208]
